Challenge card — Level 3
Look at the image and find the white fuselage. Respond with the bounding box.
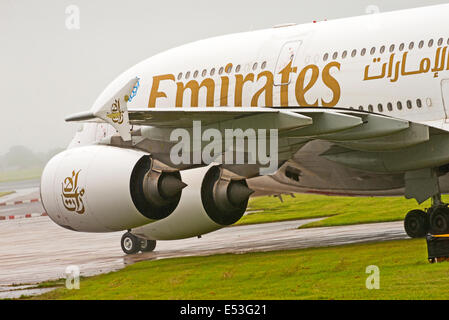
[91,4,449,132]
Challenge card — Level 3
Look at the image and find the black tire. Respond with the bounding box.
[430,207,449,235]
[121,232,141,255]
[404,209,429,238]
[140,239,157,252]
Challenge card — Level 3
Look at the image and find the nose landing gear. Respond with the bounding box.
[121,232,157,255]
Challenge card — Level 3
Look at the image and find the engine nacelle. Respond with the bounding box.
[41,145,185,232]
[133,165,253,240]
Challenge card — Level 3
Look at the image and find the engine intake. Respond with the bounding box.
[40,146,184,232]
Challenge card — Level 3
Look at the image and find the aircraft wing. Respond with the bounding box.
[65,79,449,204]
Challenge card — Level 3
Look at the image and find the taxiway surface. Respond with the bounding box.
[0,217,408,287]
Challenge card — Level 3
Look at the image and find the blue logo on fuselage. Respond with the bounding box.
[127,78,140,103]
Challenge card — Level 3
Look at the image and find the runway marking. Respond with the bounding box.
[0,198,41,207]
[0,212,47,221]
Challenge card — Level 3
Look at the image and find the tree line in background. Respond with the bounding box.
[0,146,64,171]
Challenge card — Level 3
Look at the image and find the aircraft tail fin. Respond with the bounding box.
[66,77,139,142]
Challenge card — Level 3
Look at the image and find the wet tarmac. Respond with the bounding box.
[0,202,45,218]
[0,216,408,288]
[0,179,40,193]
[0,182,44,218]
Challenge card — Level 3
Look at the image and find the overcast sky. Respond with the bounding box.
[1,0,447,153]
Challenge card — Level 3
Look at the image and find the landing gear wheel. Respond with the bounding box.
[140,239,157,252]
[404,209,429,238]
[121,232,141,255]
[430,207,449,235]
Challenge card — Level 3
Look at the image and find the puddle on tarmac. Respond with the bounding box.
[0,285,57,299]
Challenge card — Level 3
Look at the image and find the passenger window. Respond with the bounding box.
[177,73,183,80]
[361,48,366,56]
[332,52,338,60]
[252,62,258,70]
[359,106,364,111]
[261,61,267,69]
[438,38,444,46]
[342,50,348,59]
[185,71,191,79]
[409,42,414,50]
[378,103,383,112]
[351,49,357,57]
[210,68,216,76]
[193,70,199,78]
[368,104,373,112]
[202,69,207,77]
[387,102,393,111]
[389,44,395,52]
[380,46,385,54]
[407,100,412,109]
[419,40,424,48]
[235,65,241,73]
[428,39,434,47]
[397,101,403,110]
[417,99,422,108]
[399,43,405,51]
[370,47,376,55]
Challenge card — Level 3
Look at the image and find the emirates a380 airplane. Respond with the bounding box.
[41,4,449,254]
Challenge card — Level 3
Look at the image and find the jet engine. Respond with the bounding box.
[132,165,254,240]
[40,145,186,232]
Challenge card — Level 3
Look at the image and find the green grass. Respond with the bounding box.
[0,167,42,183]
[237,194,449,228]
[32,239,449,300]
[236,194,341,225]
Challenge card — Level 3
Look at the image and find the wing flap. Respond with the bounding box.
[323,113,410,141]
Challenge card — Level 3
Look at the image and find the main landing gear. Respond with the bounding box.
[121,231,157,255]
[404,194,449,238]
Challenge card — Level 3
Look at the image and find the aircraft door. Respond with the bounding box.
[273,40,302,106]
[273,40,302,86]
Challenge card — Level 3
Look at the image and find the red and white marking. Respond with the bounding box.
[0,213,48,221]
[0,198,40,206]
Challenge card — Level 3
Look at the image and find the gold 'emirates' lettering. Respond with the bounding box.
[220,76,229,106]
[148,74,175,108]
[279,61,298,106]
[235,74,254,107]
[295,64,320,106]
[321,62,341,107]
[148,62,341,108]
[176,79,215,107]
[251,71,273,106]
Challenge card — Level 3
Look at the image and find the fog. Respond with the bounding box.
[1,0,446,155]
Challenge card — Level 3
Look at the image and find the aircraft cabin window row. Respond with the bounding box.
[322,37,449,62]
[177,61,268,81]
[353,99,423,113]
